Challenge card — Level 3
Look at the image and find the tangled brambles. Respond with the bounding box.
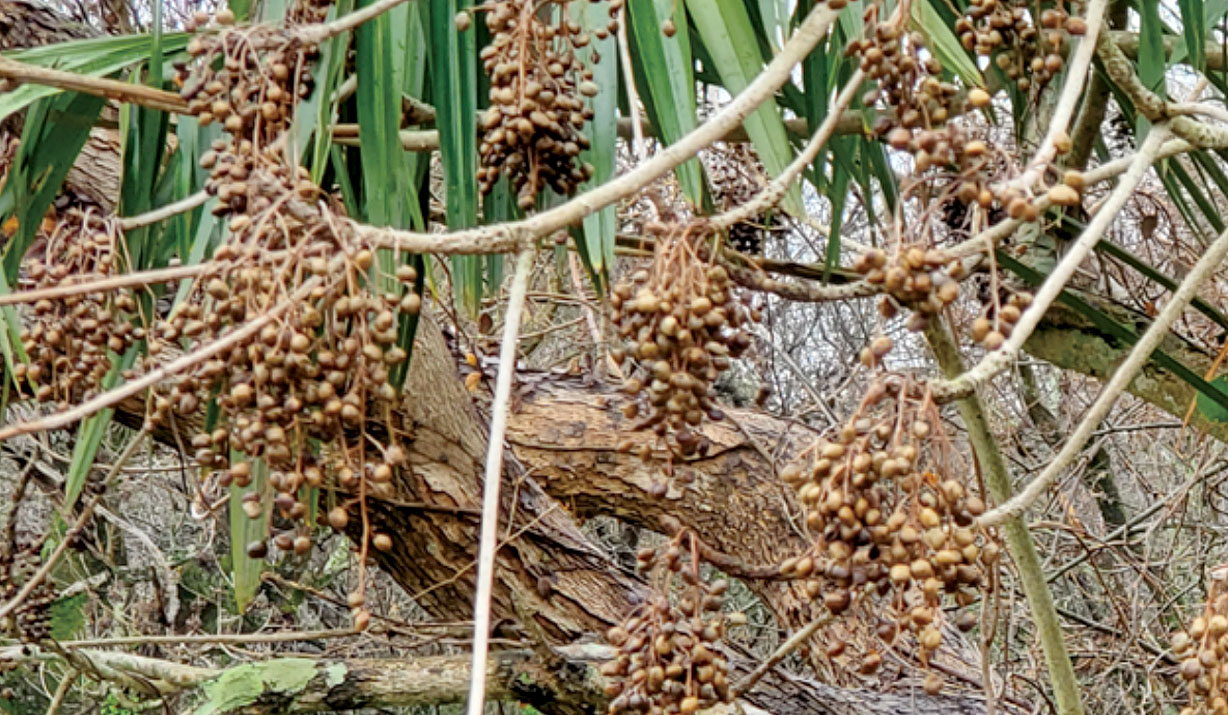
[779,375,998,689]
[1175,569,1228,714]
[957,0,1085,96]
[854,245,965,337]
[602,531,732,714]
[15,216,142,406]
[476,0,604,210]
[610,221,760,469]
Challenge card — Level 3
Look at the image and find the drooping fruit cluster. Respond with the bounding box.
[957,0,1086,96]
[602,531,732,714]
[854,246,966,335]
[177,23,314,167]
[610,220,760,465]
[157,238,421,565]
[165,11,420,627]
[1174,569,1228,714]
[705,143,780,255]
[476,0,605,210]
[779,375,998,688]
[14,216,143,406]
[970,289,1032,351]
[849,12,959,145]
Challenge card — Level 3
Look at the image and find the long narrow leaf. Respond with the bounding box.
[0,92,105,278]
[626,0,704,203]
[686,0,803,216]
[229,456,269,613]
[427,0,481,313]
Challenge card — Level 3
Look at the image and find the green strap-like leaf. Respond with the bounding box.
[626,0,705,204]
[574,0,619,286]
[1180,0,1207,71]
[0,91,105,278]
[999,251,1228,415]
[427,0,481,314]
[229,456,269,613]
[686,0,803,216]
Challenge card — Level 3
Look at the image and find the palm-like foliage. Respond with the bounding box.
[4,0,1228,711]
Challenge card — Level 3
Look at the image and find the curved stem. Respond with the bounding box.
[466,248,535,715]
[925,320,1085,715]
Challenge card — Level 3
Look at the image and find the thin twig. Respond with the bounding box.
[0,278,320,441]
[118,190,210,231]
[45,668,77,715]
[1007,0,1108,192]
[730,612,833,698]
[351,3,840,256]
[979,222,1228,526]
[465,248,535,715]
[65,628,358,648]
[0,264,207,306]
[931,125,1171,401]
[0,56,187,114]
[0,431,147,620]
[712,69,865,229]
[294,0,413,43]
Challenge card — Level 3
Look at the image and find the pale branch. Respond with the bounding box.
[946,137,1194,260]
[349,2,841,255]
[64,628,358,648]
[331,114,868,153]
[1096,31,1228,149]
[0,278,321,441]
[117,189,210,231]
[1110,30,1228,71]
[731,613,834,698]
[978,222,1228,527]
[926,320,1084,715]
[0,55,187,115]
[293,0,411,43]
[712,70,866,230]
[1006,0,1108,194]
[0,642,993,715]
[0,263,208,306]
[467,248,535,715]
[931,125,1171,402]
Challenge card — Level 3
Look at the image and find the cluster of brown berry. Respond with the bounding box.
[970,289,1032,351]
[1175,570,1228,714]
[958,1,1086,95]
[610,221,760,469]
[849,13,960,148]
[779,375,998,692]
[602,532,732,714]
[14,218,142,406]
[161,9,422,628]
[853,246,966,336]
[176,18,319,225]
[475,0,604,210]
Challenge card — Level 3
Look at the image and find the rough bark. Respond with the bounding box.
[4,642,996,715]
